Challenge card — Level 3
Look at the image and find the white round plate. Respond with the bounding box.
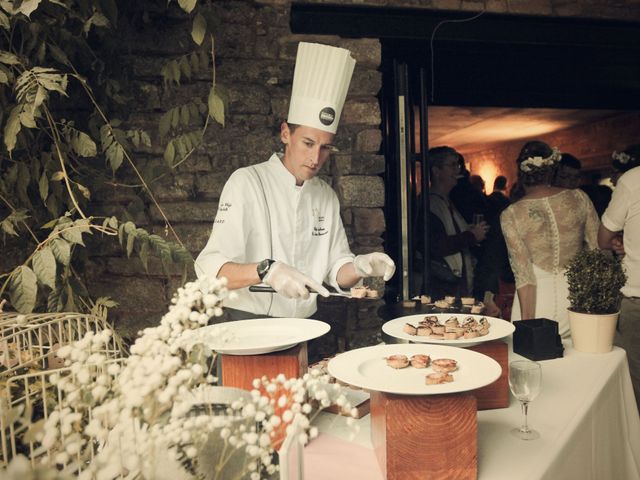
[179,318,330,355]
[382,314,515,347]
[327,343,502,395]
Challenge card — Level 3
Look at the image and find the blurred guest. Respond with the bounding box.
[474,174,513,317]
[451,162,488,225]
[598,150,640,413]
[487,175,510,221]
[553,152,582,188]
[509,181,526,202]
[580,184,612,218]
[428,146,488,300]
[611,144,640,186]
[501,141,599,338]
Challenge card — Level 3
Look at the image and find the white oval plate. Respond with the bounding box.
[179,318,330,355]
[382,314,515,347]
[327,343,502,395]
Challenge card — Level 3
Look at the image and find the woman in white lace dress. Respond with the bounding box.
[501,141,599,338]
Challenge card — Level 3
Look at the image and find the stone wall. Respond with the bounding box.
[83,0,640,359]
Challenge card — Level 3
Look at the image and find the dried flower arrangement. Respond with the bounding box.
[565,249,627,315]
[1,277,356,479]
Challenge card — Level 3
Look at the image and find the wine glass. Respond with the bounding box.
[473,213,485,226]
[508,360,542,440]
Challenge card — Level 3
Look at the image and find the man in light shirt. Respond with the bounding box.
[598,149,640,413]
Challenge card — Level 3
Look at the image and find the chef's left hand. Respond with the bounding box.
[354,253,396,281]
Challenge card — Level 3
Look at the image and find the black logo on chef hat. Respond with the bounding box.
[319,107,335,126]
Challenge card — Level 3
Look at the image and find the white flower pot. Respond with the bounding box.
[567,309,619,353]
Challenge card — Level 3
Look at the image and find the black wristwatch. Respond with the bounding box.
[256,259,275,281]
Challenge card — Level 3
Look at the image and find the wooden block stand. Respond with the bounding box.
[467,340,509,410]
[370,391,477,480]
[220,342,308,391]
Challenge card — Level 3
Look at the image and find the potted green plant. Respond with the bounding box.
[565,249,627,353]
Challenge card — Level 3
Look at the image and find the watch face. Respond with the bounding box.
[257,259,272,280]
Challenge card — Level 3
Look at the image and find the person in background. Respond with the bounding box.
[553,152,582,188]
[598,146,640,413]
[501,141,599,338]
[611,144,640,186]
[428,146,489,300]
[580,184,612,218]
[474,174,513,318]
[195,42,395,320]
[451,165,488,225]
[487,175,510,221]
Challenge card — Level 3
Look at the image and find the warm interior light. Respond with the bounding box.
[475,162,499,194]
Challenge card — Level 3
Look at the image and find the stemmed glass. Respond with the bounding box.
[508,360,542,440]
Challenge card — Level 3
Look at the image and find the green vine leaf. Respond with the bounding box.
[9,265,38,314]
[59,224,85,246]
[38,172,48,203]
[83,12,110,35]
[1,209,29,239]
[164,141,175,166]
[32,246,57,289]
[0,11,9,30]
[47,287,64,312]
[191,13,206,46]
[4,105,22,152]
[208,87,225,127]
[178,0,197,14]
[126,230,135,258]
[71,131,97,157]
[0,51,21,65]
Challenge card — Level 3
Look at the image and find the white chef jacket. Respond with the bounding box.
[602,166,640,298]
[195,153,355,318]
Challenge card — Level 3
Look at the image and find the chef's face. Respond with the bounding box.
[281,122,336,186]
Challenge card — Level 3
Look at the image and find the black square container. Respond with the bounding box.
[513,318,564,361]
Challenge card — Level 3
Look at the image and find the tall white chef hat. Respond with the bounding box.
[287,42,356,134]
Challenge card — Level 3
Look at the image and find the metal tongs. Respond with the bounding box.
[249,284,353,298]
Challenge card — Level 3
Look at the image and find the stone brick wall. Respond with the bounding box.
[83,0,640,359]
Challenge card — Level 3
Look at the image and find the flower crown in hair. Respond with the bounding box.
[612,151,633,165]
[520,147,561,173]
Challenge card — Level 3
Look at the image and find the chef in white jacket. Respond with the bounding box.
[195,42,395,319]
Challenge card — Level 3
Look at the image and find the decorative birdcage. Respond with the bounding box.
[0,358,124,471]
[0,312,127,467]
[0,312,125,377]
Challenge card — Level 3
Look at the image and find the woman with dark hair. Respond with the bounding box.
[611,144,640,186]
[500,141,599,338]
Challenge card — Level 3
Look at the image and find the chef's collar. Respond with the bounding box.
[269,153,312,189]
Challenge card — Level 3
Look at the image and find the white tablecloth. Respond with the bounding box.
[304,344,640,480]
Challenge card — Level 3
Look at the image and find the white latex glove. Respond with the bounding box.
[264,261,330,299]
[354,252,396,281]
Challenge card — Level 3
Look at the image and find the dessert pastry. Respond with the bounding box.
[385,354,410,369]
[426,372,454,385]
[420,295,432,304]
[350,286,369,298]
[428,333,444,340]
[403,323,418,335]
[444,295,456,305]
[431,358,458,373]
[417,325,432,336]
[463,330,480,339]
[444,316,460,327]
[431,324,445,335]
[410,354,431,369]
[471,302,484,314]
[461,296,475,305]
[366,288,379,298]
[443,332,460,340]
[434,299,449,309]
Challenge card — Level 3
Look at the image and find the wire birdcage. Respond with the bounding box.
[0,312,127,468]
[0,358,124,471]
[0,312,126,377]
